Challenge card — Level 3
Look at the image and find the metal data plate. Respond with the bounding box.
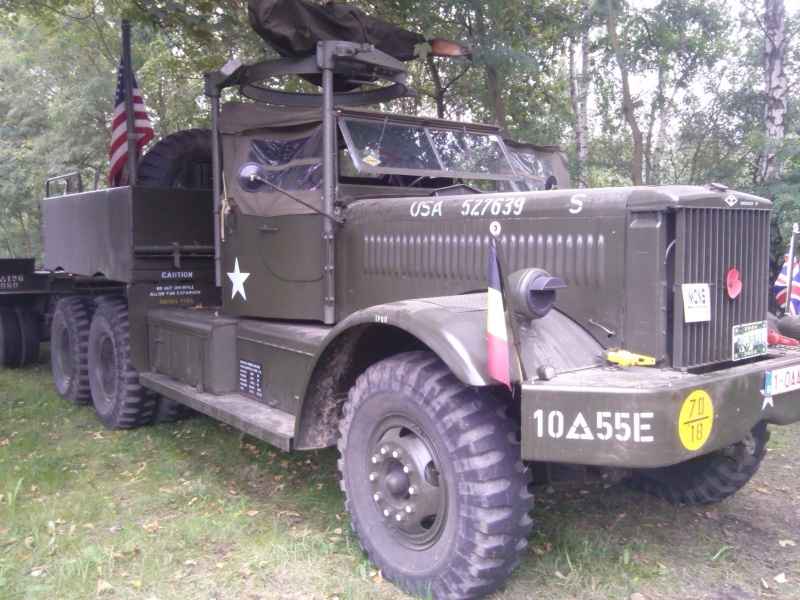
[731,320,768,361]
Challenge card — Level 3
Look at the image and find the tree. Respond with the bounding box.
[760,0,789,183]
[604,0,643,185]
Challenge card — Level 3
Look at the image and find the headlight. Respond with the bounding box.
[507,268,566,320]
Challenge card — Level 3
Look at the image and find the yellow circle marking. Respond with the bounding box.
[679,390,713,451]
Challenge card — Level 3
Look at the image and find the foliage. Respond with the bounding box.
[0,0,797,261]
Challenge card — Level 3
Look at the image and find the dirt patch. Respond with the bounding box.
[499,424,800,599]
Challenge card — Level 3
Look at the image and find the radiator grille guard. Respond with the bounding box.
[672,207,770,368]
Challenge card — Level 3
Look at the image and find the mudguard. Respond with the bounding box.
[326,294,600,385]
[294,293,603,449]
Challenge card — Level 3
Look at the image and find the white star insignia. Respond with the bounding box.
[227,258,250,300]
[761,389,774,410]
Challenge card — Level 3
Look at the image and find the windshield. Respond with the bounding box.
[339,116,520,183]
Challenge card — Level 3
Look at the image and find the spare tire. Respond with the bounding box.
[137,129,213,189]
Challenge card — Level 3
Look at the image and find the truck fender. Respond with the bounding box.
[293,295,603,450]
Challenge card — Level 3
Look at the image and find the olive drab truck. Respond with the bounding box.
[8,5,800,599]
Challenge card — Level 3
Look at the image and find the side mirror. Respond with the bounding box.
[237,163,270,192]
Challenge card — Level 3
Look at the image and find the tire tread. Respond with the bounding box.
[88,296,155,428]
[627,421,769,505]
[338,351,533,600]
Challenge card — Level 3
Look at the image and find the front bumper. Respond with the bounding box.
[520,351,800,468]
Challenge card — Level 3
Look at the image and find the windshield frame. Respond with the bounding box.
[337,108,522,183]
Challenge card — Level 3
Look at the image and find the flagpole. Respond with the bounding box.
[490,223,528,382]
[121,20,138,184]
[784,223,799,316]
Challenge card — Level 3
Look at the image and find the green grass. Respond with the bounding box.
[2,350,799,599]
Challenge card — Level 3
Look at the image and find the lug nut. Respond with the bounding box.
[392,450,400,458]
[373,492,381,501]
[405,504,413,513]
[395,513,404,522]
[403,465,411,474]
[383,508,391,517]
[371,454,381,464]
[408,485,417,495]
[369,473,376,481]
[380,446,387,455]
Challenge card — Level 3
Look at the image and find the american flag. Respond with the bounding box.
[774,254,800,315]
[487,238,510,388]
[109,56,153,186]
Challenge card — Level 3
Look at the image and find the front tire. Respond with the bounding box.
[88,297,154,428]
[626,420,769,505]
[338,351,533,600]
[50,297,94,404]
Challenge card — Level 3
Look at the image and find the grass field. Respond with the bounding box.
[1,350,798,599]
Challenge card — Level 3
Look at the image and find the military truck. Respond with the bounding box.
[29,38,800,600]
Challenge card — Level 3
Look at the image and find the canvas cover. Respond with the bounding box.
[219,102,325,217]
[248,0,425,62]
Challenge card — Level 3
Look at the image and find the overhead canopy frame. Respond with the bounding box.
[205,42,414,108]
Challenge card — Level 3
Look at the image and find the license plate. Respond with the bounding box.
[732,321,768,360]
[765,364,800,396]
[681,283,710,323]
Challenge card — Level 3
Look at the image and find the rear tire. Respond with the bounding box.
[626,421,769,505]
[14,305,40,367]
[338,351,533,599]
[88,297,155,428]
[151,395,194,424]
[0,307,22,368]
[137,129,212,189]
[51,297,94,404]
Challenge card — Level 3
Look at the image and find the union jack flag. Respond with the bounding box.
[774,254,800,315]
[109,56,153,187]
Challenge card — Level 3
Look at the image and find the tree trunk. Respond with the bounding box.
[606,0,643,186]
[570,40,579,160]
[761,0,787,183]
[652,67,677,186]
[474,8,509,136]
[577,0,590,189]
[485,62,509,137]
[15,208,32,257]
[0,217,15,258]
[426,55,447,119]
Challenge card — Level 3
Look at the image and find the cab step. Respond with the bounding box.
[140,371,295,451]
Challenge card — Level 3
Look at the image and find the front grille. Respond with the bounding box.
[672,207,770,368]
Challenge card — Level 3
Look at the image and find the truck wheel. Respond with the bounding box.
[88,297,155,428]
[51,297,94,404]
[626,420,769,505]
[337,351,533,599]
[0,307,22,368]
[14,306,40,367]
[151,395,194,424]
[137,129,212,189]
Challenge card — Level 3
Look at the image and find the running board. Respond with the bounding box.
[140,372,295,451]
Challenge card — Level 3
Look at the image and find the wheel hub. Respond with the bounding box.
[369,423,443,542]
